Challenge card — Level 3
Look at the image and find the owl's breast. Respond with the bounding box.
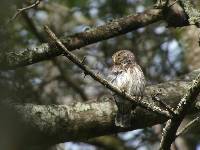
[111,71,130,92]
[128,67,146,96]
[109,65,146,96]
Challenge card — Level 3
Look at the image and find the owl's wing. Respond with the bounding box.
[107,65,120,82]
[107,70,117,83]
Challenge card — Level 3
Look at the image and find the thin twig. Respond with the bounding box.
[44,25,171,118]
[176,116,200,137]
[9,0,41,22]
[168,0,178,8]
[22,13,88,101]
[154,0,178,10]
[154,0,170,8]
[152,93,175,115]
[159,74,200,150]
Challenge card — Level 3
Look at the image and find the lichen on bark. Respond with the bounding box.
[1,69,199,146]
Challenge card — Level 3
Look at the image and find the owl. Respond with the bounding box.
[109,50,146,128]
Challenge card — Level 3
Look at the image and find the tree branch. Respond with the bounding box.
[176,116,200,137]
[179,0,200,26]
[159,73,200,150]
[9,0,42,22]
[2,69,200,146]
[22,12,88,101]
[44,25,171,118]
[0,8,163,70]
[2,2,199,70]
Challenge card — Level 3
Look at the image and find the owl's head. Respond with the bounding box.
[112,50,136,65]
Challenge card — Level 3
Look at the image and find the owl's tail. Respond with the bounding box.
[115,97,134,128]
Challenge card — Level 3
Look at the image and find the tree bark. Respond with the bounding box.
[0,8,163,70]
[1,69,200,147]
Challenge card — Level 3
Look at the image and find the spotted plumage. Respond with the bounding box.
[109,50,146,127]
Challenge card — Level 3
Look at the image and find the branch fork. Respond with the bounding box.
[44,25,171,120]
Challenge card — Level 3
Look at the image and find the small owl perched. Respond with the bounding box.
[109,50,146,128]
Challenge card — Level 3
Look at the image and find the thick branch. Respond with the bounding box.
[179,0,200,26]
[2,69,200,146]
[159,73,200,150]
[0,8,163,70]
[44,25,170,118]
[2,2,199,70]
